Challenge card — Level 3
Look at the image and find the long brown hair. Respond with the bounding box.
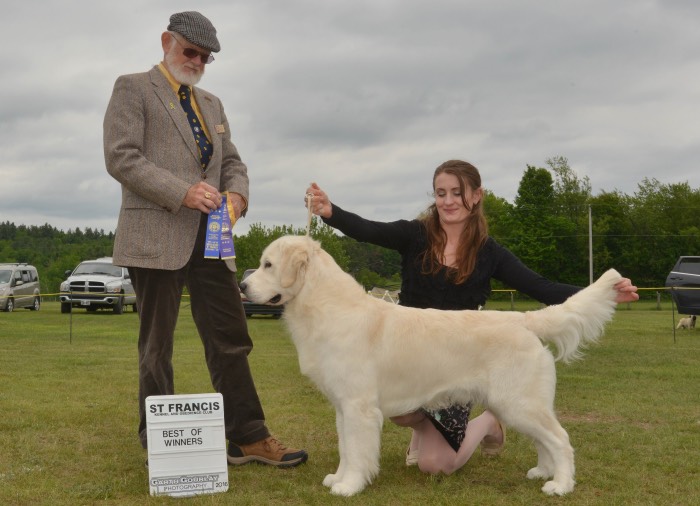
[419,160,489,284]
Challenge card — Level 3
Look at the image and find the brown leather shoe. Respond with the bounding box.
[227,436,308,468]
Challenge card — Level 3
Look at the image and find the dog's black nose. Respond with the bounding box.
[239,282,247,293]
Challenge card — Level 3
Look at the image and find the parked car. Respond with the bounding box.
[59,257,137,314]
[665,256,700,315]
[0,263,41,312]
[239,269,283,318]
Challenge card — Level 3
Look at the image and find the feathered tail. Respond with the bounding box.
[523,269,621,363]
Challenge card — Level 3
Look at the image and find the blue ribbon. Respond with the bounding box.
[204,194,236,259]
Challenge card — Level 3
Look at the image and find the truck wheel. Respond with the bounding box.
[61,302,71,314]
[4,298,14,312]
[30,297,41,311]
[113,295,124,314]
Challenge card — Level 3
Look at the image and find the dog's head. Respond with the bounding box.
[240,235,318,306]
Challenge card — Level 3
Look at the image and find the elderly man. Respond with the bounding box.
[103,11,307,467]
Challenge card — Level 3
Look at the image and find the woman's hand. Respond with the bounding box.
[614,278,639,304]
[305,182,333,219]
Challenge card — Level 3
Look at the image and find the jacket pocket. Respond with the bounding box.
[116,208,171,259]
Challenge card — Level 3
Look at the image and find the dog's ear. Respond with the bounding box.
[280,243,309,288]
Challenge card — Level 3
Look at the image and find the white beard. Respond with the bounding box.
[164,51,204,86]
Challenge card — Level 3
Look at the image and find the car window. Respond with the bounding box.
[0,270,10,283]
[677,258,700,275]
[21,271,31,283]
[73,263,122,277]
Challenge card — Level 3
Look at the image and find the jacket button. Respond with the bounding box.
[202,174,207,180]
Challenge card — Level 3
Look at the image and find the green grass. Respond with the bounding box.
[0,301,698,505]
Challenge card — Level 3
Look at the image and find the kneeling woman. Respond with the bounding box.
[305,159,638,474]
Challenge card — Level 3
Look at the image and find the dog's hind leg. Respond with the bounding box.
[513,409,575,496]
[493,352,575,495]
[527,439,555,480]
[327,400,383,497]
[538,420,575,496]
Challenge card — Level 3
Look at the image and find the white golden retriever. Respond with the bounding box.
[240,236,621,497]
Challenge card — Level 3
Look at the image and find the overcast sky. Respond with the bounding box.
[1,0,698,235]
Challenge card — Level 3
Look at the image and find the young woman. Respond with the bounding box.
[305,159,638,475]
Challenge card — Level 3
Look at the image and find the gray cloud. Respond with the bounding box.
[1,0,698,235]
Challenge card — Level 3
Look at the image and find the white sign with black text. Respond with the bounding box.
[146,393,228,497]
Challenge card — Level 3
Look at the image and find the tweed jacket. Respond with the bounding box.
[104,66,248,271]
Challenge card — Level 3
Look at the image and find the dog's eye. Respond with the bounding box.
[264,261,272,269]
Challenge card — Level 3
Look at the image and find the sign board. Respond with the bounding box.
[146,393,228,497]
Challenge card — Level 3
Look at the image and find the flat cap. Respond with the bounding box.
[168,11,220,53]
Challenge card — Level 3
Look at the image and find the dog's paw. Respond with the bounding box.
[322,473,339,488]
[526,466,551,480]
[330,480,365,497]
[542,479,574,496]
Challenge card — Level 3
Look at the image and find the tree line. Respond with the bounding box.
[484,157,700,291]
[2,157,698,298]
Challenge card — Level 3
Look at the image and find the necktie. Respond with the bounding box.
[178,85,212,170]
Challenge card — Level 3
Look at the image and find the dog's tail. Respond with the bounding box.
[523,269,621,363]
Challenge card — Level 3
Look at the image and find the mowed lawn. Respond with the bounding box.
[0,300,698,506]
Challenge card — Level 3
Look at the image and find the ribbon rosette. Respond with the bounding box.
[204,193,236,259]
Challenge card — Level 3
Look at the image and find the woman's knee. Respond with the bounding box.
[418,454,456,475]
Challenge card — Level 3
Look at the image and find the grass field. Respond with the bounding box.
[0,300,698,505]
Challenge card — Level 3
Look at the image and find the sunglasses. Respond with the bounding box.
[172,34,215,64]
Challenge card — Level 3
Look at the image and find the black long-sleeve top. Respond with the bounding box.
[324,204,580,310]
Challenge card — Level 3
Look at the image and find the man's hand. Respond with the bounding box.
[183,182,221,213]
[227,192,247,220]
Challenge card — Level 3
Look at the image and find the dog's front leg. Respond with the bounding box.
[323,407,347,488]
[327,400,383,496]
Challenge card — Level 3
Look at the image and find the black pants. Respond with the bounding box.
[129,215,269,448]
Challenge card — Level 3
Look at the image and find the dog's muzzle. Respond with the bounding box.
[269,294,282,304]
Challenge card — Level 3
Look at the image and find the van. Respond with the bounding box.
[665,256,700,315]
[0,263,41,312]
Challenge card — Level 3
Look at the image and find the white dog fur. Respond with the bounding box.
[676,315,696,329]
[240,236,621,497]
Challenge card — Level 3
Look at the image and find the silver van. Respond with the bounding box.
[0,263,41,312]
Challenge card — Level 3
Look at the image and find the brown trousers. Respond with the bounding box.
[129,215,269,448]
